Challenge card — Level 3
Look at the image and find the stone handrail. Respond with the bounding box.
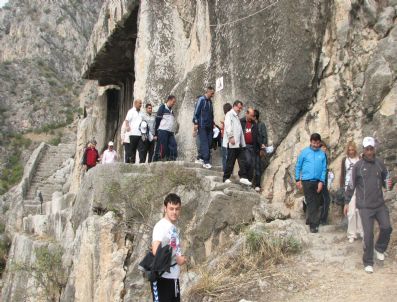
[20,142,48,199]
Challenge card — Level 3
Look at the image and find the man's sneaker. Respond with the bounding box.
[202,163,212,169]
[364,266,373,273]
[239,178,252,186]
[224,179,232,184]
[348,237,355,243]
[195,159,204,164]
[255,187,261,192]
[375,250,385,261]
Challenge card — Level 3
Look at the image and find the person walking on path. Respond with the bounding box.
[125,99,143,163]
[222,101,251,186]
[193,87,215,169]
[120,120,131,163]
[344,137,393,273]
[319,141,331,225]
[139,103,156,163]
[295,133,327,233]
[150,193,187,302]
[240,107,260,186]
[82,140,100,171]
[153,96,178,161]
[253,109,268,192]
[340,141,363,243]
[220,103,232,172]
[101,141,118,164]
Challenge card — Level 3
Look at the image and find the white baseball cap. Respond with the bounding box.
[108,141,114,146]
[362,137,375,148]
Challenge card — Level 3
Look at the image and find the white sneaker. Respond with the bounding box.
[348,237,355,243]
[195,159,204,164]
[375,250,385,261]
[364,266,373,273]
[255,187,261,192]
[239,178,252,186]
[202,163,212,169]
[224,179,232,184]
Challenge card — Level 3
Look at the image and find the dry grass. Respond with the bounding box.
[187,229,302,301]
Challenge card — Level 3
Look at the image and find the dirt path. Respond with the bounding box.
[285,222,397,302]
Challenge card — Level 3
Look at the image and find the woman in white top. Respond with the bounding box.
[340,141,363,242]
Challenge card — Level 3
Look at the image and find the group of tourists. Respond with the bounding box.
[122,96,177,164]
[193,87,269,192]
[147,133,393,302]
[80,87,394,302]
[109,87,271,192]
[296,133,393,274]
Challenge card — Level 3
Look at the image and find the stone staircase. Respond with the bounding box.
[23,143,75,215]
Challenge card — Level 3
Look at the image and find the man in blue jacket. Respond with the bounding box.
[193,87,215,169]
[295,133,327,233]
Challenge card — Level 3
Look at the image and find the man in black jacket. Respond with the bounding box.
[240,108,260,186]
[344,137,393,273]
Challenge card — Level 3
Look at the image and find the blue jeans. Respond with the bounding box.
[198,127,213,164]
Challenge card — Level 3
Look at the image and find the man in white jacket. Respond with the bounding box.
[222,100,251,185]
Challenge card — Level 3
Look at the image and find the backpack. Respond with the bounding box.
[138,243,176,282]
[334,187,345,206]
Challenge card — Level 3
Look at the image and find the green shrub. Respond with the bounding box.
[0,232,11,277]
[49,136,61,146]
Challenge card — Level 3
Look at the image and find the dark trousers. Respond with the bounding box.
[221,146,227,172]
[359,205,392,266]
[123,143,131,163]
[198,127,213,164]
[128,135,141,163]
[254,154,262,187]
[244,145,255,183]
[223,147,248,181]
[138,139,155,163]
[302,181,323,228]
[320,185,330,224]
[195,135,202,160]
[153,130,178,161]
[150,278,180,302]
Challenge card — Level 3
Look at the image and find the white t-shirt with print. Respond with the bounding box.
[152,218,181,279]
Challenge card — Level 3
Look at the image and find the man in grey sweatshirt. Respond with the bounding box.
[344,137,393,273]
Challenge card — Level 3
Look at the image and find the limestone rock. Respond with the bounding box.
[363,0,378,26]
[374,7,396,37]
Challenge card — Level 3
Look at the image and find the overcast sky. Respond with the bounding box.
[0,0,8,8]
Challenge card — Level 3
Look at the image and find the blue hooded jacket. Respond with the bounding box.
[295,146,327,183]
[192,96,214,129]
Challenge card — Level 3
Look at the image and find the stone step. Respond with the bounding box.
[182,162,223,172]
[184,167,224,178]
[23,204,43,216]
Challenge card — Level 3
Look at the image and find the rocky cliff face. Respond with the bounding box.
[262,0,397,214]
[1,0,397,301]
[0,0,103,132]
[0,0,103,194]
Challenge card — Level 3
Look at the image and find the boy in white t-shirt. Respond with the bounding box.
[151,193,186,302]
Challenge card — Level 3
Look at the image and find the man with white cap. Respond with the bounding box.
[101,141,118,164]
[344,137,393,273]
